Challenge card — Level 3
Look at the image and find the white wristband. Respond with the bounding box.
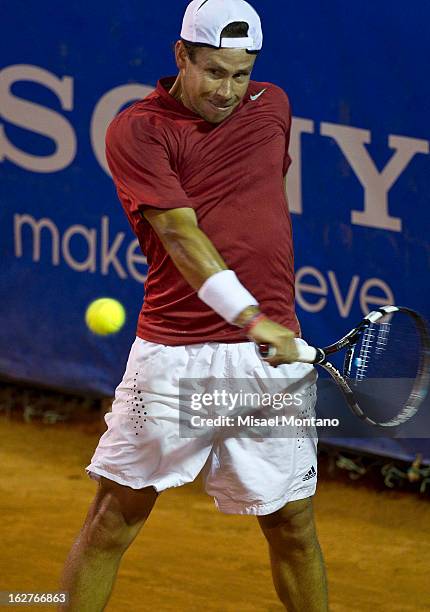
[197,270,258,324]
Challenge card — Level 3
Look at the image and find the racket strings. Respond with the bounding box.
[375,321,391,354]
[353,315,418,380]
[355,326,376,380]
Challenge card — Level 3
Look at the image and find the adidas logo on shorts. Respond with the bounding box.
[302,466,316,481]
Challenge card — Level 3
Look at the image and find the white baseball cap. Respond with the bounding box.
[181,0,263,52]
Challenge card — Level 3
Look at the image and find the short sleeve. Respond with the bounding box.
[281,91,292,176]
[105,111,192,214]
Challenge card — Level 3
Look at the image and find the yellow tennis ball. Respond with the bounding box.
[85,298,126,336]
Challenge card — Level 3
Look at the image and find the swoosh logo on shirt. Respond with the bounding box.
[250,88,267,101]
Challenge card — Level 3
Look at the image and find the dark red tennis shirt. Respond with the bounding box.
[106,76,299,345]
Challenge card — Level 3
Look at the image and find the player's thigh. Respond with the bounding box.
[258,497,318,552]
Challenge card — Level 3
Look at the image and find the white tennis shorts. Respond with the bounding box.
[86,338,318,515]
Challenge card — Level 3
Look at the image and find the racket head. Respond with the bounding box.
[339,306,430,427]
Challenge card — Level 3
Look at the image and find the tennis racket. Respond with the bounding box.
[259,306,430,427]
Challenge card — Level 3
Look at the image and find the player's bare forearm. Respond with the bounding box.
[142,207,227,290]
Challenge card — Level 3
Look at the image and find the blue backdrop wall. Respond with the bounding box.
[1,1,429,460]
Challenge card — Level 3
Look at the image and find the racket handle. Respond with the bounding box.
[258,341,322,364]
[296,343,318,363]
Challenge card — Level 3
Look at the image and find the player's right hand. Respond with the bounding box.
[247,318,299,366]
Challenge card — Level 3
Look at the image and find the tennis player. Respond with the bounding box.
[60,1,328,609]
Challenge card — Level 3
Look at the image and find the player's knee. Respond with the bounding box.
[85,492,137,554]
[277,519,318,558]
[259,498,318,557]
